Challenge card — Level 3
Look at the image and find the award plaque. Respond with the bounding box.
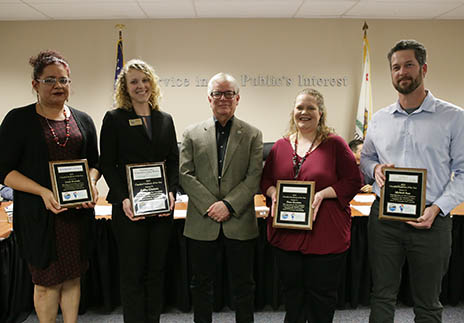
[379,167,427,222]
[126,162,170,217]
[49,159,94,208]
[273,180,315,230]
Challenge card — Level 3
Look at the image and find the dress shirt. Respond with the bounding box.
[215,116,233,183]
[361,91,464,215]
[215,116,234,213]
[0,185,13,201]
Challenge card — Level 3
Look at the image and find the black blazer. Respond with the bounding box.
[0,103,98,268]
[100,108,179,205]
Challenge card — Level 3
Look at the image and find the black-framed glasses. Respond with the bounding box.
[36,77,72,86]
[210,90,236,99]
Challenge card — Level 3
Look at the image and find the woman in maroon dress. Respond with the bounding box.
[0,50,100,323]
[260,88,361,322]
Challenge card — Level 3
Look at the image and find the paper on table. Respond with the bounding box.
[95,205,112,216]
[174,209,187,219]
[352,205,372,215]
[353,194,376,203]
[176,194,189,202]
[4,204,13,213]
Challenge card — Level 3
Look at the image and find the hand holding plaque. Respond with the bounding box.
[49,159,94,208]
[126,162,170,218]
[273,180,315,230]
[379,167,427,222]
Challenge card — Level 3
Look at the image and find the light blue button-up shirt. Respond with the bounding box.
[361,91,464,215]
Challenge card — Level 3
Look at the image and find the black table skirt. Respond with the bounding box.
[2,216,464,322]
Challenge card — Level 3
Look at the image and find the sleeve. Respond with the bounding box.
[179,128,218,215]
[99,111,128,203]
[84,113,99,170]
[222,129,263,217]
[0,185,13,201]
[332,137,363,207]
[434,110,464,215]
[360,117,379,183]
[260,143,276,196]
[0,109,25,183]
[165,115,179,194]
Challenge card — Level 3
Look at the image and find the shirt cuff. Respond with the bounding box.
[222,200,235,214]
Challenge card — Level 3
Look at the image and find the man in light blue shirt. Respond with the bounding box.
[361,39,464,323]
[0,184,13,201]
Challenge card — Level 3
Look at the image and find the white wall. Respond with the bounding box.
[1,19,463,194]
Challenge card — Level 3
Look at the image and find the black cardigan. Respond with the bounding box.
[100,108,179,205]
[0,103,99,268]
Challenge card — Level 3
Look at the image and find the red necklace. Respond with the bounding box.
[43,106,70,148]
[292,133,316,179]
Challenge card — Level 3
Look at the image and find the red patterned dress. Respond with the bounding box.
[28,112,89,286]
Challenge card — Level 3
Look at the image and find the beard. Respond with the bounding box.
[393,73,423,95]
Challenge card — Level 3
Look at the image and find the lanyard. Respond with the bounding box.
[292,133,315,179]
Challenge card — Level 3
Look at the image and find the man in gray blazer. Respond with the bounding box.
[180,72,263,323]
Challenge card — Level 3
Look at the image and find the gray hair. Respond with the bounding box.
[207,72,240,96]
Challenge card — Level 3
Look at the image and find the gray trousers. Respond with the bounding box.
[368,199,452,323]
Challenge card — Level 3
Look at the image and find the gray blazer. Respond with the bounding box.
[180,117,263,241]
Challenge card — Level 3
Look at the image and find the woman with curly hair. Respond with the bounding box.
[100,59,179,323]
[0,50,100,323]
[260,88,361,322]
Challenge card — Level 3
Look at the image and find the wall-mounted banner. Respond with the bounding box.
[158,74,349,88]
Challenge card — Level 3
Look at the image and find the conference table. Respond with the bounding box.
[1,196,464,323]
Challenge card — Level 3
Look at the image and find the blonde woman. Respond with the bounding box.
[260,88,361,322]
[100,59,178,323]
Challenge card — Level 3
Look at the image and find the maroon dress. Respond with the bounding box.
[28,113,89,286]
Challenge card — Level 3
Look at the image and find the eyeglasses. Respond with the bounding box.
[36,77,72,86]
[210,91,236,99]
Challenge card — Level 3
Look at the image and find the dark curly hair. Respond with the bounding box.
[29,50,70,80]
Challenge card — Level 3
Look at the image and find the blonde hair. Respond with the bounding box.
[286,88,334,142]
[114,59,162,111]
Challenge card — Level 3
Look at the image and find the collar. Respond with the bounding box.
[388,90,436,115]
[213,115,234,128]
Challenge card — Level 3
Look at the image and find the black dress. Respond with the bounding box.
[28,113,88,286]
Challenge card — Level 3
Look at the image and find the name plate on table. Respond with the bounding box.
[126,162,170,217]
[273,180,315,230]
[49,159,94,208]
[379,167,427,222]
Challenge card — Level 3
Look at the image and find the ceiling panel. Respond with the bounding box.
[139,0,196,18]
[438,3,464,18]
[0,0,464,20]
[195,0,302,18]
[24,0,135,3]
[345,1,463,19]
[296,1,357,17]
[0,3,47,20]
[29,2,146,19]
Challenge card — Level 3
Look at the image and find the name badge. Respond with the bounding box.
[129,118,143,126]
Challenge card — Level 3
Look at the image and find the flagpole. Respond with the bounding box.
[354,21,373,140]
[114,24,125,86]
